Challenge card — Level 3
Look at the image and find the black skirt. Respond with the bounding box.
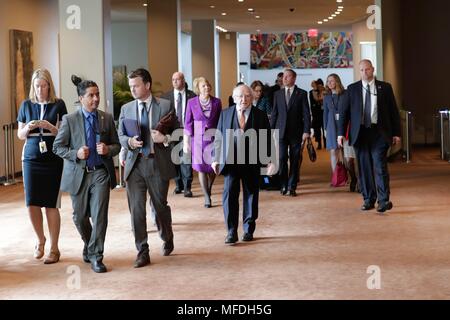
[23,157,63,208]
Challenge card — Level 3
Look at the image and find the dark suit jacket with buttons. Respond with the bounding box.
[213,105,272,176]
[270,86,311,143]
[53,108,120,195]
[338,80,401,146]
[161,89,196,126]
[118,97,178,182]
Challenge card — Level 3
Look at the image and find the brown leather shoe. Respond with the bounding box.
[34,238,46,259]
[43,250,60,264]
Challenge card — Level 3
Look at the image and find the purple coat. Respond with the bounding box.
[184,96,222,173]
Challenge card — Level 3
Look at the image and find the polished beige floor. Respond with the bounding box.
[1,147,450,300]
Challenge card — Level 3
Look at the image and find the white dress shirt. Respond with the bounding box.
[173,89,186,124]
[362,79,378,124]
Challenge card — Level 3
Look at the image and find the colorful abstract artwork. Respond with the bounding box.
[250,32,353,70]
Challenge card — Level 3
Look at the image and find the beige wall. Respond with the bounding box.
[147,0,180,95]
[381,0,403,108]
[0,0,59,179]
[192,20,217,95]
[219,32,238,105]
[58,0,112,113]
[351,19,376,81]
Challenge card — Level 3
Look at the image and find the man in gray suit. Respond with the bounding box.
[53,80,120,273]
[161,71,196,197]
[118,68,177,268]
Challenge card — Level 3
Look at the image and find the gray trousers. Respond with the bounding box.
[71,168,110,262]
[126,157,173,255]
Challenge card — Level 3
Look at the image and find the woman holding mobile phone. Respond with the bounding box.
[17,68,67,264]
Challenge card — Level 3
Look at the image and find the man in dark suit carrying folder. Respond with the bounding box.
[118,68,178,268]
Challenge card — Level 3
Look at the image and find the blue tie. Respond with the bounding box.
[86,114,97,168]
[140,102,150,156]
[364,84,372,128]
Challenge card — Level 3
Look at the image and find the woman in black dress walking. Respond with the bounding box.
[17,69,67,264]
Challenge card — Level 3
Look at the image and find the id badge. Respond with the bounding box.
[39,141,48,153]
[335,113,340,121]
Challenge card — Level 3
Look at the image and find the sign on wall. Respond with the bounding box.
[250,32,353,70]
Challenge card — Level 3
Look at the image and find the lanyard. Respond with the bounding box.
[39,104,47,141]
[330,94,340,111]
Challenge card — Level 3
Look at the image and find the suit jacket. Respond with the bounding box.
[338,80,401,145]
[118,97,177,181]
[270,86,311,143]
[161,89,196,126]
[213,105,272,175]
[53,108,120,195]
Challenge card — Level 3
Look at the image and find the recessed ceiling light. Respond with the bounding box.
[221,12,227,16]
[256,29,261,32]
[248,8,254,12]
[210,5,215,8]
[238,0,244,2]
[318,21,323,24]
[328,16,334,19]
[143,3,147,6]
[331,14,336,17]
[323,19,328,22]
[338,6,344,9]
[335,11,341,15]
[337,0,343,2]
[255,15,260,19]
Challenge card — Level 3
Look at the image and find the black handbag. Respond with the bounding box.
[305,138,317,162]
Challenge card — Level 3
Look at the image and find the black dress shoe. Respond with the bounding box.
[91,260,107,273]
[242,233,254,241]
[134,253,151,268]
[349,180,357,192]
[173,188,183,195]
[280,187,287,195]
[288,190,297,197]
[162,240,174,256]
[377,201,393,213]
[225,234,238,244]
[361,201,375,211]
[82,246,89,263]
[184,190,193,198]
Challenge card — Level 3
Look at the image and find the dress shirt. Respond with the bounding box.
[362,79,378,125]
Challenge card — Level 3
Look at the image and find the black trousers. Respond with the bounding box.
[354,126,391,204]
[222,166,259,236]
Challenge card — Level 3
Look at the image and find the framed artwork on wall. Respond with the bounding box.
[10,29,34,122]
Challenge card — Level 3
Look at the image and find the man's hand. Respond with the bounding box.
[77,146,90,160]
[129,136,143,149]
[211,162,220,175]
[151,130,166,143]
[302,133,310,142]
[96,142,109,156]
[393,136,401,145]
[266,162,277,176]
[337,136,344,148]
[183,139,191,154]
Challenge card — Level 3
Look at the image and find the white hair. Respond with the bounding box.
[232,84,253,100]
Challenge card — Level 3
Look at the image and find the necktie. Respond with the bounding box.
[364,84,372,128]
[86,114,97,168]
[177,92,183,126]
[285,88,291,106]
[140,102,150,156]
[239,108,246,130]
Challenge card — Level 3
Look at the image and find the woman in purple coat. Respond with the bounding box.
[184,77,222,208]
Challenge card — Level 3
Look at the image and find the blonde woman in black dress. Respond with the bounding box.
[17,69,67,264]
